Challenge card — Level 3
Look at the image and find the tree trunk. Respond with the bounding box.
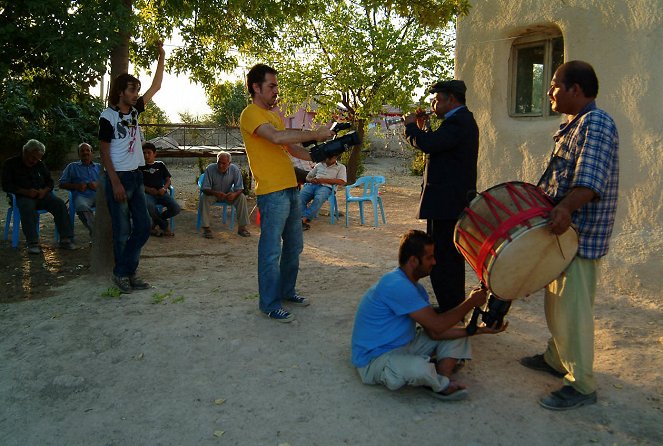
[109,0,132,86]
[345,119,366,184]
[91,0,132,275]
[90,174,115,276]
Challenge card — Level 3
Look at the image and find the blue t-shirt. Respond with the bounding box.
[351,268,431,367]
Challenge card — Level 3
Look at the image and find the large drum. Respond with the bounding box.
[454,182,578,301]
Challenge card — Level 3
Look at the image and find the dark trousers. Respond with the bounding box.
[428,219,465,312]
[16,194,72,243]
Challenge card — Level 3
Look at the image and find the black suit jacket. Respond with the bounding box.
[405,106,479,220]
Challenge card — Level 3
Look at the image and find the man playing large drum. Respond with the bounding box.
[520,61,619,411]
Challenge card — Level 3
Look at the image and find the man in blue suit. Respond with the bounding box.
[404,80,479,313]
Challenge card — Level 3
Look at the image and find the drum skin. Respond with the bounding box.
[454,182,579,301]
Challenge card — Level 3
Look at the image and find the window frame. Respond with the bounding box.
[509,32,564,118]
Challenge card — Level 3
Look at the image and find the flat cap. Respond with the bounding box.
[429,79,467,97]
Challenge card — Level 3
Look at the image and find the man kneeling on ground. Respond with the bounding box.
[351,230,507,401]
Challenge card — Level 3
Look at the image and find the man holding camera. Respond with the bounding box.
[404,80,479,314]
[300,154,347,230]
[239,63,333,323]
[351,230,507,401]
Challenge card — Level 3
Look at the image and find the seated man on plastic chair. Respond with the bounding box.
[139,142,180,237]
[199,151,251,238]
[300,154,346,230]
[1,139,76,254]
[59,142,101,236]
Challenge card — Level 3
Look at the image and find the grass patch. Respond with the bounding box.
[152,290,172,304]
[152,290,185,304]
[101,287,122,298]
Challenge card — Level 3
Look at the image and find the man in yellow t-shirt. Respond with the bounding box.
[240,63,333,323]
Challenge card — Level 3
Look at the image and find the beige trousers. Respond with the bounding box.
[199,193,249,228]
[544,257,599,395]
[357,329,471,393]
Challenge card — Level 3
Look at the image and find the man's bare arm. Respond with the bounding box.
[100,141,126,201]
[141,43,165,105]
[255,123,333,146]
[549,186,596,234]
[409,288,488,339]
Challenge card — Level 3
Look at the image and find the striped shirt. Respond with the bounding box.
[538,101,619,259]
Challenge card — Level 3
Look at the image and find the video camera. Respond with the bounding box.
[465,291,511,335]
[306,122,361,163]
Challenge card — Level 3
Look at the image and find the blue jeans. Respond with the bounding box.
[256,188,303,313]
[300,183,332,220]
[104,170,151,277]
[73,193,96,232]
[145,193,181,230]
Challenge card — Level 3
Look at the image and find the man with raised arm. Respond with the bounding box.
[98,43,165,293]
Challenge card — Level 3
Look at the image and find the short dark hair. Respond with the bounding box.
[109,73,141,106]
[142,142,156,152]
[246,64,277,97]
[398,230,434,266]
[556,60,599,98]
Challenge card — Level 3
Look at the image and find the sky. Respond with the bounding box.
[93,39,244,122]
[151,70,212,122]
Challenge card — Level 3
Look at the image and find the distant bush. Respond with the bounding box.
[0,80,103,168]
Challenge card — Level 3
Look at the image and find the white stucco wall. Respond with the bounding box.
[455,0,662,298]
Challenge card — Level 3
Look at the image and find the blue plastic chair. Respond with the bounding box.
[154,185,176,231]
[327,185,339,224]
[67,190,96,230]
[196,173,235,231]
[345,176,386,227]
[3,193,60,248]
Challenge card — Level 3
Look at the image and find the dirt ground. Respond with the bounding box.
[0,156,661,446]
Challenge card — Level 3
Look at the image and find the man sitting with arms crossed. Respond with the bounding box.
[199,151,251,238]
[2,139,76,253]
[140,142,181,237]
[300,154,346,230]
[59,142,101,236]
[351,230,507,401]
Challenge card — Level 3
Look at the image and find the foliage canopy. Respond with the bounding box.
[254,0,463,180]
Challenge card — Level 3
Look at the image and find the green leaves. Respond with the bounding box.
[258,0,459,123]
[207,80,249,127]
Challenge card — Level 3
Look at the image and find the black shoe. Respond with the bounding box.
[112,275,133,294]
[539,386,597,410]
[519,354,565,378]
[129,275,150,290]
